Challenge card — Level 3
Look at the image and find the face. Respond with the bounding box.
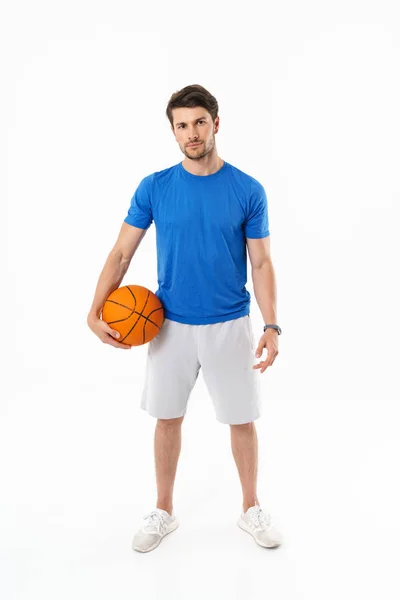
[171,107,220,160]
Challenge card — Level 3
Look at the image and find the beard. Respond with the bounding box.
[182,136,215,160]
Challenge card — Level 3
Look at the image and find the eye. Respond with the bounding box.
[177,120,205,129]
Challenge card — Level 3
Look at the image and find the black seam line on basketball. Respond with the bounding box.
[121,285,155,344]
[142,307,164,344]
[108,310,160,329]
[108,307,162,332]
[122,288,152,344]
[106,299,135,311]
[104,289,137,321]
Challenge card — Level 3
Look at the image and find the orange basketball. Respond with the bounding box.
[101,285,164,346]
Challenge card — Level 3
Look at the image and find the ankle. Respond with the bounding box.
[156,502,173,515]
[243,500,260,513]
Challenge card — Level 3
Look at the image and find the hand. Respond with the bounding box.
[253,329,279,374]
[87,314,132,349]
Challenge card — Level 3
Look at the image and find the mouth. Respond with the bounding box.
[187,142,202,147]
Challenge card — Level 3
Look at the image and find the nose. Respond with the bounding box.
[187,128,199,142]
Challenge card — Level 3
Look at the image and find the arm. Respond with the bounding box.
[251,261,277,326]
[87,252,130,320]
[88,222,147,320]
[246,235,277,325]
[246,235,279,372]
[86,222,147,349]
[87,222,147,320]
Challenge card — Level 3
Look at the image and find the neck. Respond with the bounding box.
[182,151,224,176]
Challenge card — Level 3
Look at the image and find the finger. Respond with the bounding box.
[261,354,276,372]
[99,321,120,338]
[253,358,269,372]
[102,336,132,349]
[111,342,132,349]
[107,329,121,339]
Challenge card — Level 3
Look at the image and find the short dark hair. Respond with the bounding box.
[166,84,219,128]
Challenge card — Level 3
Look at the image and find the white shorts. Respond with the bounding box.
[140,314,262,425]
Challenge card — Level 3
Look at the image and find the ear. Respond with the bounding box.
[214,116,220,134]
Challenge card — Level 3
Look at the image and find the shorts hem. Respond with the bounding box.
[140,405,187,420]
[216,412,261,425]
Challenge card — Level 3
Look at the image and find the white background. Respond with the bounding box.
[2,1,400,598]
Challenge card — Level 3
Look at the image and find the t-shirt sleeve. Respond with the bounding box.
[124,174,154,229]
[243,180,270,239]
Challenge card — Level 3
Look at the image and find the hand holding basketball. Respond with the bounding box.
[87,314,133,349]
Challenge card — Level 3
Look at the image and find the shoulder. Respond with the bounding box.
[137,164,178,189]
[151,163,179,186]
[226,162,266,195]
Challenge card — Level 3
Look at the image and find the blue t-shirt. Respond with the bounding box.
[124,160,270,325]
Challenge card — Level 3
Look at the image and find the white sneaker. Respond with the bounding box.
[132,508,179,553]
[237,504,283,548]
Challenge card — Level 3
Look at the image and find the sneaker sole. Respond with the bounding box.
[237,517,281,548]
[132,518,180,553]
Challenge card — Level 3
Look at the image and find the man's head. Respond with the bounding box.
[166,84,220,161]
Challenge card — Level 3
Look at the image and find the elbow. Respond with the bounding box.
[251,258,273,272]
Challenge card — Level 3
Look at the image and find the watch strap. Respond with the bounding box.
[263,324,282,335]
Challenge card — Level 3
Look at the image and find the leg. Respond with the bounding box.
[230,421,260,513]
[154,415,184,515]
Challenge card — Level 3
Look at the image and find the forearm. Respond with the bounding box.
[87,251,130,319]
[251,260,278,325]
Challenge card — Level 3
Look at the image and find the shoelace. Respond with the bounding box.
[142,510,167,534]
[248,506,272,529]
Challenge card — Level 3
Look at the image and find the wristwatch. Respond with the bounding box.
[263,324,282,335]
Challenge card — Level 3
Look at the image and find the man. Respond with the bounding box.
[87,84,283,553]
